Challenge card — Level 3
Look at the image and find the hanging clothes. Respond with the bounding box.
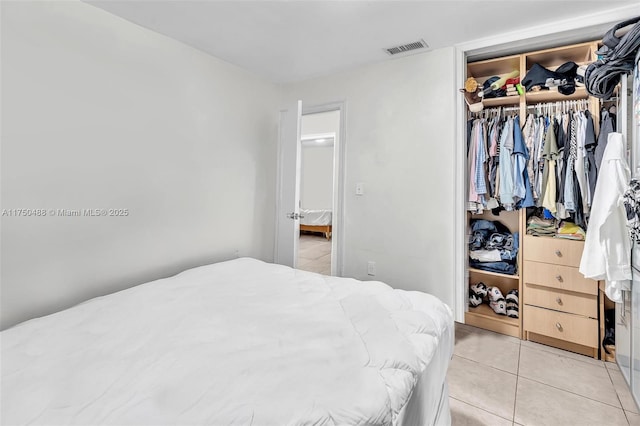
[555,114,569,219]
[541,119,559,213]
[522,115,537,197]
[574,111,590,216]
[498,117,515,210]
[468,107,564,214]
[520,100,604,229]
[579,132,631,303]
[595,110,615,172]
[564,115,578,212]
[585,110,598,210]
[487,118,501,209]
[474,119,489,205]
[467,119,483,212]
[512,115,535,209]
[534,116,546,203]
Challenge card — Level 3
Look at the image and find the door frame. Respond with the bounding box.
[301,101,346,276]
[452,5,639,323]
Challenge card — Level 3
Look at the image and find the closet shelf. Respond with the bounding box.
[469,268,519,280]
[467,304,519,325]
[482,95,521,107]
[525,86,588,104]
[465,304,520,338]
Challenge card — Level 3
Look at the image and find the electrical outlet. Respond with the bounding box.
[367,261,376,276]
[356,183,364,196]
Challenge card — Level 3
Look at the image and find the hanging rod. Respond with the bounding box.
[525,98,590,114]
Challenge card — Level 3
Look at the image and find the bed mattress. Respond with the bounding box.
[300,208,332,226]
[2,258,453,425]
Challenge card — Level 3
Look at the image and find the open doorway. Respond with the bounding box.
[296,110,340,275]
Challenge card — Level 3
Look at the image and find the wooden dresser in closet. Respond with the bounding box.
[522,235,600,359]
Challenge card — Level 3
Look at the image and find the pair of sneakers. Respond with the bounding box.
[469,282,498,310]
[469,282,519,318]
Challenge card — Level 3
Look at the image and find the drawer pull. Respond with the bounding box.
[556,297,563,305]
[556,322,563,331]
[555,250,563,257]
[555,275,563,282]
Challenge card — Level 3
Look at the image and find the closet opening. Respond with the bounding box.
[454,9,636,327]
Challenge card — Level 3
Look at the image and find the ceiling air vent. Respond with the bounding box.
[384,39,429,56]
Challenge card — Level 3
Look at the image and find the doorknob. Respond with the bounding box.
[286,212,303,220]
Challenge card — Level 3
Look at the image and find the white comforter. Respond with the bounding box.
[300,209,332,226]
[2,258,453,425]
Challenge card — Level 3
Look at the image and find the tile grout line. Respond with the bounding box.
[451,353,520,376]
[449,396,515,423]
[520,343,606,369]
[517,373,625,411]
[605,365,632,425]
[452,353,520,375]
[512,340,521,423]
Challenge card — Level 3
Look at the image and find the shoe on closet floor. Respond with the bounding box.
[469,289,483,307]
[506,289,519,318]
[470,282,488,298]
[489,299,507,315]
[486,286,504,302]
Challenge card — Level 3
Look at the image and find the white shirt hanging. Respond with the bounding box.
[579,132,631,302]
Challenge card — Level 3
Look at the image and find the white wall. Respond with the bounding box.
[301,110,341,136]
[300,146,333,210]
[0,1,279,329]
[282,48,457,308]
[300,111,340,210]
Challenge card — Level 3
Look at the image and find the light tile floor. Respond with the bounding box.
[449,323,640,425]
[297,234,331,275]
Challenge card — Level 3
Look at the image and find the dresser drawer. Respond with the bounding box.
[523,261,598,295]
[524,235,584,267]
[524,305,598,348]
[524,283,597,317]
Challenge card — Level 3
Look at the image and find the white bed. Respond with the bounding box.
[2,258,453,425]
[300,208,332,239]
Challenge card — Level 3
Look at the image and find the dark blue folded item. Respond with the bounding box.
[469,260,517,275]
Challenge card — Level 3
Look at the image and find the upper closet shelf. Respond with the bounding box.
[466,41,598,110]
[482,95,521,107]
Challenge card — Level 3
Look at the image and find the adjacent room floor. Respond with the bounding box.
[449,323,640,425]
[297,233,331,275]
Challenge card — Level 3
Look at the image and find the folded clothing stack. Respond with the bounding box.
[505,77,520,97]
[469,219,518,275]
[556,221,586,240]
[526,216,556,236]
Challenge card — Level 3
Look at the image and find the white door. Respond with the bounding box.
[274,100,302,267]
